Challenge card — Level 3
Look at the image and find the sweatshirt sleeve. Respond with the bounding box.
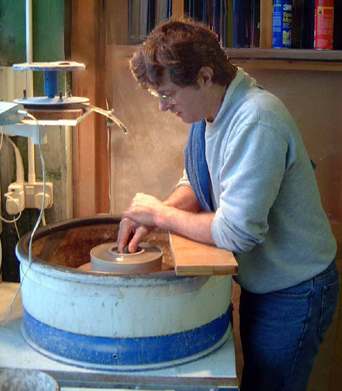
[211,122,288,253]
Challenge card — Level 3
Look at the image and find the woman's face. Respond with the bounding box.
[149,73,212,124]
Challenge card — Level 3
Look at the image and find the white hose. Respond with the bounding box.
[0,113,45,325]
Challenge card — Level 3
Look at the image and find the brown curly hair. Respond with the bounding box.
[130,19,237,89]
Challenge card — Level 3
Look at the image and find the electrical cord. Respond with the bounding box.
[0,128,23,279]
[0,112,46,325]
[0,211,22,224]
[0,133,24,231]
[23,112,46,272]
[13,221,20,240]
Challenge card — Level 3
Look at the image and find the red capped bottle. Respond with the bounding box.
[314,0,335,49]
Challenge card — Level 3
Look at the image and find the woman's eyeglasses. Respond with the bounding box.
[148,88,176,104]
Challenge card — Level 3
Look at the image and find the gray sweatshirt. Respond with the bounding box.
[182,69,336,294]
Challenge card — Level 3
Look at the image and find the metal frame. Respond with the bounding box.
[45,370,239,390]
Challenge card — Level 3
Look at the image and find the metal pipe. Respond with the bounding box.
[64,126,73,219]
[25,0,33,63]
[44,71,58,99]
[25,0,36,184]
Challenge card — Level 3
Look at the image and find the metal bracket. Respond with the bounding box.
[1,123,47,144]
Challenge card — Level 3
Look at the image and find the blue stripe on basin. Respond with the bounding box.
[22,306,231,367]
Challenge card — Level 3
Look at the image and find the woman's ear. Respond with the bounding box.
[197,66,214,87]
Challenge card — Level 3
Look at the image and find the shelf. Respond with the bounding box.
[114,45,342,72]
[227,48,342,71]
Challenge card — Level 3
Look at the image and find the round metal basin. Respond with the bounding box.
[16,216,232,371]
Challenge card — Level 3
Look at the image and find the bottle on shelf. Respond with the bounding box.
[314,0,335,50]
[272,0,293,48]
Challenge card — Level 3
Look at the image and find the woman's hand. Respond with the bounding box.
[123,193,169,227]
[117,217,151,253]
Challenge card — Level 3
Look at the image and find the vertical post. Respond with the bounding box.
[25,0,33,63]
[71,0,108,216]
[260,0,273,48]
[43,70,58,98]
[172,0,184,19]
[105,0,129,45]
[25,0,36,184]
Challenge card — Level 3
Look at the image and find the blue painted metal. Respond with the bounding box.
[23,306,232,368]
[43,70,58,98]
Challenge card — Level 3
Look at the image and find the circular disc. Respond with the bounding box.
[90,242,163,274]
[14,96,89,108]
[13,61,86,71]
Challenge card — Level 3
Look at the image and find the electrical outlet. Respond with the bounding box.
[5,182,25,215]
[24,182,53,209]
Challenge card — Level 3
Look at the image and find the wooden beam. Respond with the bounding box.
[170,234,238,276]
[260,0,273,48]
[227,48,342,61]
[232,59,342,72]
[172,0,184,19]
[105,0,129,45]
[71,0,109,216]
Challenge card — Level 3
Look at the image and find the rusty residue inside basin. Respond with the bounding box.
[25,217,174,273]
[16,216,232,371]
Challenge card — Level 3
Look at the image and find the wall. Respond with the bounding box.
[108,46,188,214]
[0,0,66,66]
[248,69,342,223]
[109,52,342,225]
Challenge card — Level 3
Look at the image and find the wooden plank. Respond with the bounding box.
[170,234,238,276]
[121,45,342,62]
[172,0,185,19]
[105,0,129,45]
[118,45,342,72]
[94,1,109,214]
[71,0,97,217]
[231,282,243,383]
[71,0,109,216]
[227,48,342,61]
[260,0,273,48]
[232,59,342,72]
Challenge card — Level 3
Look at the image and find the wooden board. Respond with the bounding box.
[172,0,185,19]
[260,0,273,48]
[170,234,238,276]
[71,0,109,216]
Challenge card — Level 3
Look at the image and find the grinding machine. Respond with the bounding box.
[15,216,237,372]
